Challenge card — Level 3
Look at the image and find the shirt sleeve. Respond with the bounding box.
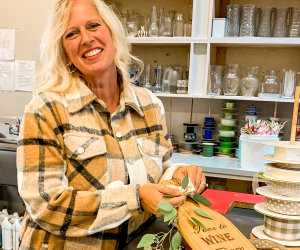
[17,104,142,237]
[151,96,186,182]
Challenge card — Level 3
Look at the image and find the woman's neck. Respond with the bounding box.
[82,66,120,115]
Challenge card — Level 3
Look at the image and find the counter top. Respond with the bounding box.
[171,153,264,181]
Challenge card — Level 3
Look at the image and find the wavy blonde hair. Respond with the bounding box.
[34,0,143,93]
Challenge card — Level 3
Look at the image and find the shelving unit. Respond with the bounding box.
[122,0,300,169]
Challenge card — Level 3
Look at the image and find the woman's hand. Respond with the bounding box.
[173,165,206,195]
[139,184,186,216]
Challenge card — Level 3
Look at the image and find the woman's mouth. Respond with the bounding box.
[83,48,103,58]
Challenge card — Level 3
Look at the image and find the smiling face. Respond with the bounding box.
[62,0,116,78]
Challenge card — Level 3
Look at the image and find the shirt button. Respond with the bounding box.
[131,221,136,228]
[129,158,134,165]
[78,147,85,155]
[116,132,122,138]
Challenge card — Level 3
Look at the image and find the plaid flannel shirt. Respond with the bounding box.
[17,79,183,250]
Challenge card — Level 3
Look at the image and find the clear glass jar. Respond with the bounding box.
[184,23,192,37]
[173,13,184,37]
[223,64,241,96]
[241,67,259,97]
[225,5,241,37]
[161,15,172,37]
[258,75,281,98]
[240,4,256,37]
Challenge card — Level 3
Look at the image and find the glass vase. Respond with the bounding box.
[240,4,257,37]
[153,65,163,93]
[241,67,259,97]
[257,7,275,37]
[273,8,289,37]
[225,5,241,37]
[223,64,241,96]
[208,65,224,96]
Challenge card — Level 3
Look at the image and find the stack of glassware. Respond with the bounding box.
[225,4,300,38]
[119,3,193,37]
[137,63,189,94]
[208,64,299,99]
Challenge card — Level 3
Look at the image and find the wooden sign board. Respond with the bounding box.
[178,200,257,250]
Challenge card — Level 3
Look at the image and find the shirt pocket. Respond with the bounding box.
[63,133,107,161]
[136,134,171,183]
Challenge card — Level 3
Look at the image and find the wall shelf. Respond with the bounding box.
[209,37,300,47]
[155,93,298,103]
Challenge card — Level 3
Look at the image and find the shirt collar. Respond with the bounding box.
[65,78,144,117]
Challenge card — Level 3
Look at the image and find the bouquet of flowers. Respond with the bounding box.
[241,119,287,136]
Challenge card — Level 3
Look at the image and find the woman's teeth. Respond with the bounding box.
[84,49,103,58]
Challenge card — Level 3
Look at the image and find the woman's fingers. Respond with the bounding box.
[196,172,206,194]
[194,166,203,192]
[157,185,184,197]
[168,196,187,207]
[187,165,197,188]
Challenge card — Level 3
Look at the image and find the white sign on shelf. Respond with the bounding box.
[15,60,35,92]
[0,60,15,91]
[0,29,15,60]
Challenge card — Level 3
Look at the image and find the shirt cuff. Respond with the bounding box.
[127,184,143,216]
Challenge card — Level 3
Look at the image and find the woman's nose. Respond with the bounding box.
[81,30,94,45]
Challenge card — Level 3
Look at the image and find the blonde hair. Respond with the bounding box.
[34,0,143,93]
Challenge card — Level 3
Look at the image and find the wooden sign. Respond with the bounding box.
[162,180,257,250]
[177,200,257,250]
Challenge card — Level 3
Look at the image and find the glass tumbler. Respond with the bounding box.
[173,13,184,37]
[225,5,241,37]
[240,4,257,37]
[208,65,224,96]
[126,21,138,37]
[161,15,172,37]
[184,23,192,37]
[289,7,300,37]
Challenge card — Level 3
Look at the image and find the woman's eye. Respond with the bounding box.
[66,32,76,39]
[90,23,100,29]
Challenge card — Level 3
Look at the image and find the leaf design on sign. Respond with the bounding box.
[182,176,189,189]
[171,231,182,250]
[157,201,173,212]
[164,207,177,222]
[193,195,212,207]
[195,208,213,220]
[191,217,207,230]
[137,234,155,248]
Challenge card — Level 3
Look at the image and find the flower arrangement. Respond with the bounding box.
[137,177,212,250]
[241,119,287,136]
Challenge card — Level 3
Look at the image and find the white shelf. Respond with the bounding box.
[127,37,207,46]
[209,37,300,47]
[171,153,263,181]
[155,93,298,103]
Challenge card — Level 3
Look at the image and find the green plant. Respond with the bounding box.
[137,176,212,250]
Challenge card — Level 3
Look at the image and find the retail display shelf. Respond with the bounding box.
[171,153,264,181]
[155,93,299,103]
[209,37,300,47]
[127,37,207,46]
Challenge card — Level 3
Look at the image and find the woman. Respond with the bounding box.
[17,0,206,249]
